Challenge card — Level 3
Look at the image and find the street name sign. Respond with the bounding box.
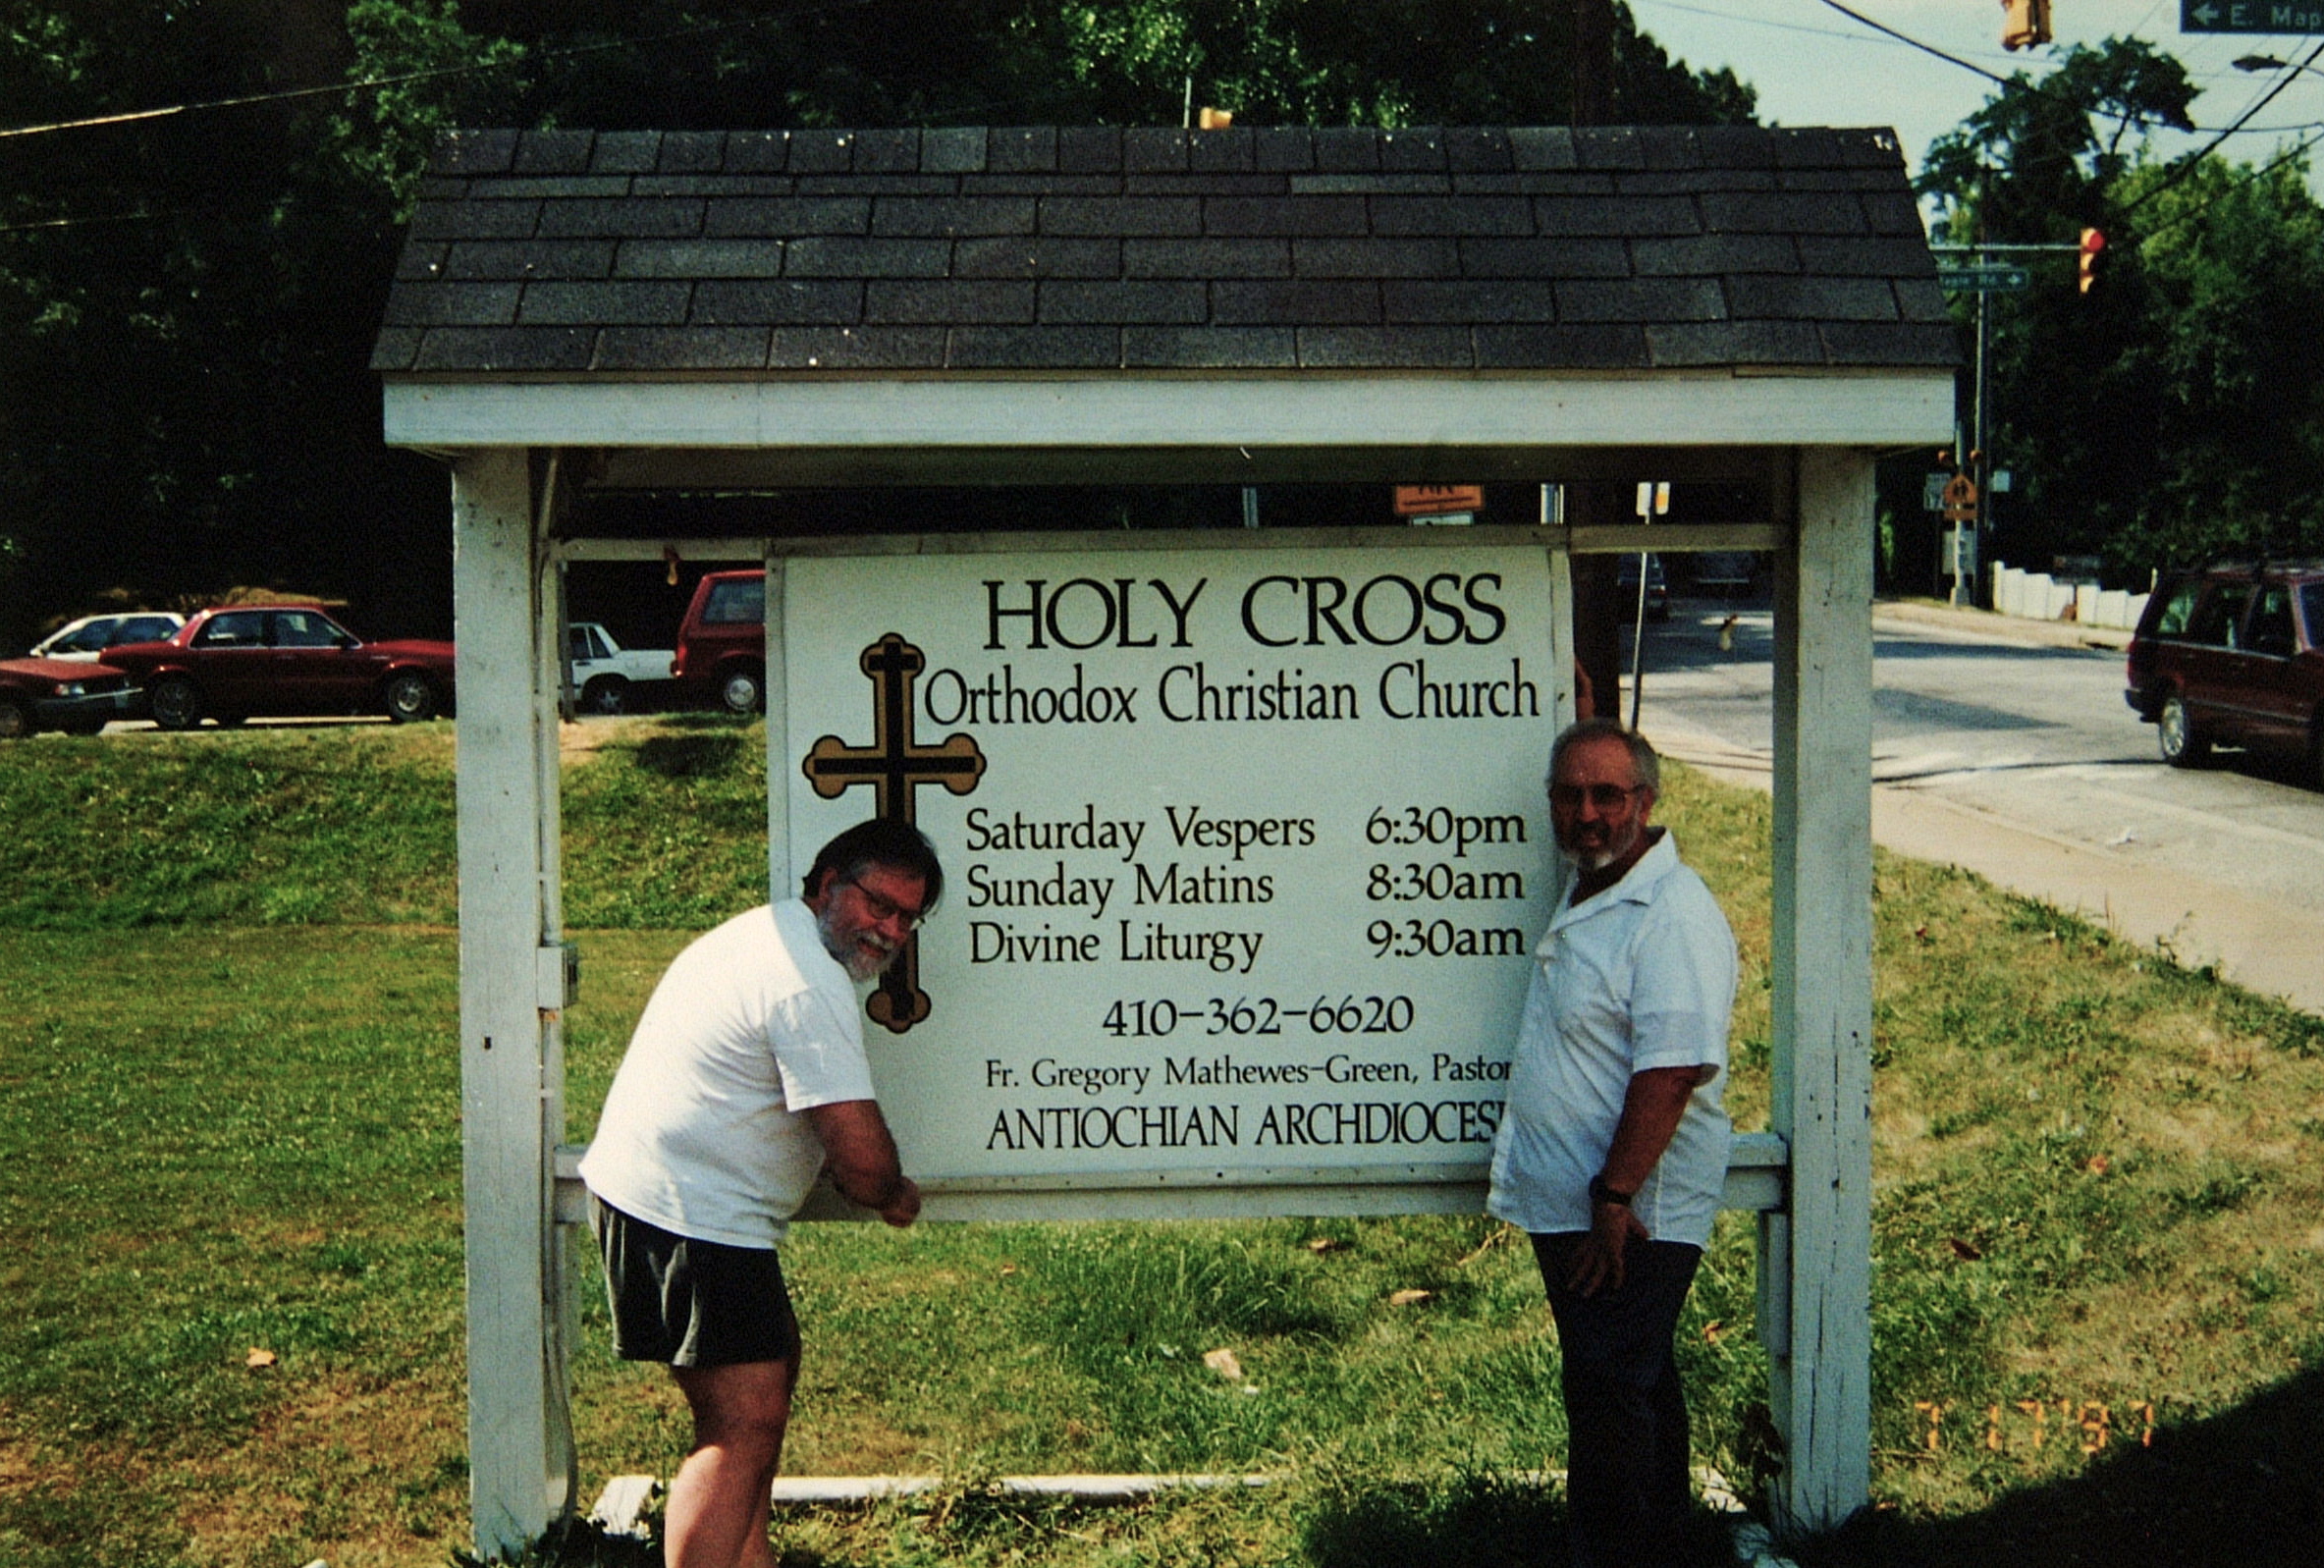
[1935,263,2031,292]
[784,544,1560,1196]
[2181,2,2324,31]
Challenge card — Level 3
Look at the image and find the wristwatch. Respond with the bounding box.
[1589,1174,1634,1208]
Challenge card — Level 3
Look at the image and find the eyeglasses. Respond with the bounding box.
[843,877,927,932]
[1547,783,1641,811]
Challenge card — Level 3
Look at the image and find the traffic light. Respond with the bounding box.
[2003,0,2052,51]
[2079,227,2106,295]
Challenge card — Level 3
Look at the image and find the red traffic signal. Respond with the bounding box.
[2079,228,2106,295]
[2003,0,2052,50]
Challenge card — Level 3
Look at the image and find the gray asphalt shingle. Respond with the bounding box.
[376,125,1958,375]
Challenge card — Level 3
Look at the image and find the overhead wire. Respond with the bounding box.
[2134,127,2324,243]
[2116,35,2324,216]
[1774,0,2324,233]
[0,0,872,141]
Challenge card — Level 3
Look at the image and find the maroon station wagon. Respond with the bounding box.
[2125,561,2324,784]
[102,604,457,730]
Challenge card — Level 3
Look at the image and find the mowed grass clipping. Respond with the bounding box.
[2,723,2323,1566]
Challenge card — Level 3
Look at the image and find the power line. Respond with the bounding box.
[1806,0,2011,86]
[1643,1,1899,49]
[2119,36,2324,216]
[0,2,868,141]
[2136,129,2324,243]
[1799,0,2268,143]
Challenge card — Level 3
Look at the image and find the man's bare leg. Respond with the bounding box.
[667,1358,795,1568]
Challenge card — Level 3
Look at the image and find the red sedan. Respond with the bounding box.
[102,604,457,730]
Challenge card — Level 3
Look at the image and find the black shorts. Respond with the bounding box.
[591,1197,800,1369]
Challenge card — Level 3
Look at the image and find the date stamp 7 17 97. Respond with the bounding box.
[1913,1399,2157,1456]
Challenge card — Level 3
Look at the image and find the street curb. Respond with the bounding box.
[1874,599,2132,653]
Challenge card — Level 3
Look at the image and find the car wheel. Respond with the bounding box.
[581,675,628,716]
[718,665,763,715]
[150,675,203,731]
[383,672,440,724]
[2158,693,2210,768]
[0,696,32,740]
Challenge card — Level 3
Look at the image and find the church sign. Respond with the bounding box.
[782,543,1562,1199]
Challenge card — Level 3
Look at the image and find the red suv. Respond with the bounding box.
[672,569,766,714]
[2125,561,2324,783]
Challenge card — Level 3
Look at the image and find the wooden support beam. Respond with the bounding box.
[581,443,1790,491]
[1765,448,1875,1534]
[454,449,576,1557]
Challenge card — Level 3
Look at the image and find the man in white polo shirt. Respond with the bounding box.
[580,819,937,1568]
[1487,719,1738,1568]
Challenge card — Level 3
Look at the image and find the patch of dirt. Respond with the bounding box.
[169,1369,469,1568]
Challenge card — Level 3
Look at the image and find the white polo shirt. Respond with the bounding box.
[1486,831,1737,1248]
[579,900,878,1248]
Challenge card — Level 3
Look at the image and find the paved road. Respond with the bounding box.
[1632,597,2324,1014]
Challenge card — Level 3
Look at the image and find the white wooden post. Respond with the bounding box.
[1545,546,1579,734]
[1764,447,1875,1533]
[764,554,792,902]
[453,449,576,1557]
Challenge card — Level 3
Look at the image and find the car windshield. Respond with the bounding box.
[703,578,765,624]
[2302,583,2324,649]
[45,621,112,654]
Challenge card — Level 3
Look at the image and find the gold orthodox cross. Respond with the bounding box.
[802,632,986,1032]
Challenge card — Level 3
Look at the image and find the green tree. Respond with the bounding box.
[1,0,1756,650]
[2110,154,2324,565]
[1907,38,2324,577]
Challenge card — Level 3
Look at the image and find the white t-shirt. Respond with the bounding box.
[579,900,877,1248]
[1486,831,1737,1248]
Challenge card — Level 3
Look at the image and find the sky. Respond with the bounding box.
[1626,0,2324,187]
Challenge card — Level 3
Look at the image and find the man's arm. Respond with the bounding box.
[1566,1063,1714,1297]
[804,1099,921,1227]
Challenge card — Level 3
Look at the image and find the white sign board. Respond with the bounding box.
[783,545,1562,1202]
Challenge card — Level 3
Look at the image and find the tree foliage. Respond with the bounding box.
[1915,37,2324,578]
[0,1,1755,648]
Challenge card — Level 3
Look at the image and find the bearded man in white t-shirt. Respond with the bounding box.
[580,819,937,1568]
[1486,720,1738,1568]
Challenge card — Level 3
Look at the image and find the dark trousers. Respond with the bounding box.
[1532,1231,1703,1568]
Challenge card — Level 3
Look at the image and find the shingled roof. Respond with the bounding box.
[373,125,1956,378]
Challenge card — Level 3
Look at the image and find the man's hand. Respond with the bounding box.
[805,1100,918,1227]
[1564,1062,1710,1296]
[876,1175,923,1229]
[1567,1197,1649,1296]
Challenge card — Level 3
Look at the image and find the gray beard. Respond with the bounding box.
[1561,843,1621,873]
[816,902,895,982]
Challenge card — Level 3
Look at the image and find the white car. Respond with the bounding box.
[29,611,186,662]
[567,622,675,714]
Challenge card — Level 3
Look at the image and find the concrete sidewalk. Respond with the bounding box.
[1653,713,2324,1018]
[1873,597,2134,653]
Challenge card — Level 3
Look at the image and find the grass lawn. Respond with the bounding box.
[3,721,2322,1566]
